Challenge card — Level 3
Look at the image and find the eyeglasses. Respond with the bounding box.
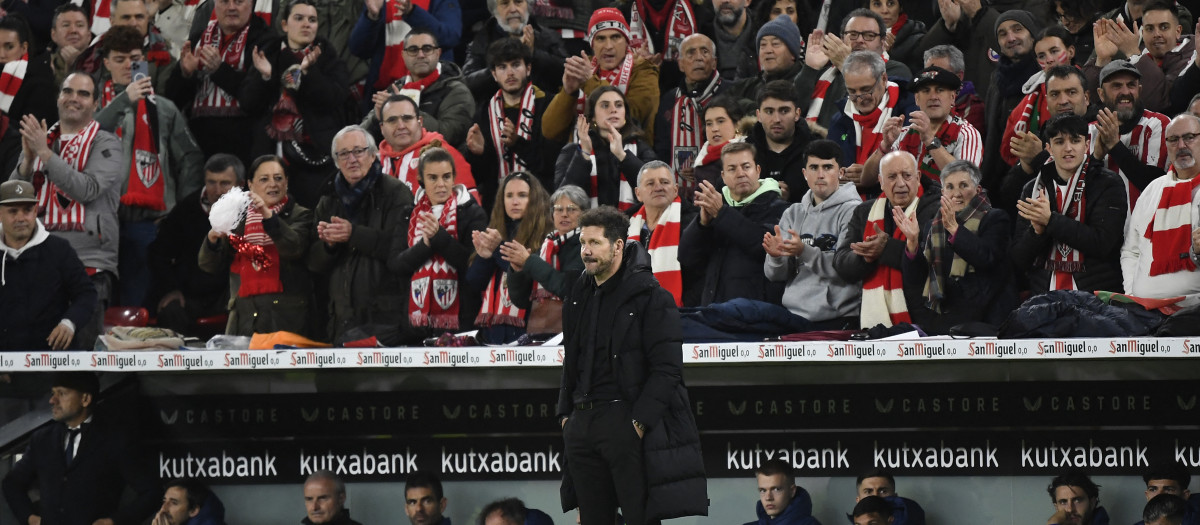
[383,114,418,125]
[334,147,371,161]
[404,45,438,56]
[844,31,881,41]
[553,205,581,213]
[1166,132,1200,145]
[846,79,882,101]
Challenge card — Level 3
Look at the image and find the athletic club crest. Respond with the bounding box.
[135,149,160,189]
[412,276,429,307]
[433,279,457,310]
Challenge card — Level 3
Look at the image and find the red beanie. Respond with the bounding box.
[588,8,630,47]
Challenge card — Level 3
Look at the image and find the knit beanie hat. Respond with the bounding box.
[588,8,631,47]
[756,14,804,60]
[994,10,1042,40]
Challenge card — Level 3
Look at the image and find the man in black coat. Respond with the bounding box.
[749,80,812,203]
[2,372,159,525]
[461,0,567,101]
[558,206,706,525]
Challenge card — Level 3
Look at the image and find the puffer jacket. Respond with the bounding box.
[745,485,821,525]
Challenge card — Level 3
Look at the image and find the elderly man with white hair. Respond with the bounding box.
[461,0,569,99]
[834,150,939,328]
[308,125,414,343]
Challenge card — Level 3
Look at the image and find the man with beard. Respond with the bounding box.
[654,34,729,194]
[364,29,474,148]
[1121,114,1200,300]
[750,80,813,203]
[1091,2,1194,115]
[982,10,1041,194]
[1089,60,1170,208]
[797,8,913,131]
[1100,0,1192,35]
[1046,471,1111,525]
[462,0,568,100]
[712,0,757,83]
[404,472,447,525]
[825,51,916,194]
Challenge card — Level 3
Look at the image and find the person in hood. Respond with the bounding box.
[305,471,362,525]
[558,205,706,525]
[1046,470,1111,525]
[746,459,822,525]
[477,497,554,525]
[155,478,227,525]
[680,141,789,306]
[764,139,861,329]
[0,179,96,350]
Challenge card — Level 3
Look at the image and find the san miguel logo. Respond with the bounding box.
[158,354,208,369]
[1109,340,1168,355]
[90,354,144,369]
[896,342,954,358]
[1036,340,1089,356]
[757,344,813,360]
[489,348,537,365]
[224,352,271,368]
[826,343,880,359]
[355,351,408,366]
[24,353,74,369]
[422,350,473,366]
[967,341,1025,357]
[691,345,748,361]
[290,351,343,367]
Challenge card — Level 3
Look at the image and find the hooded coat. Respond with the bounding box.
[0,220,97,350]
[557,241,707,521]
[744,485,822,525]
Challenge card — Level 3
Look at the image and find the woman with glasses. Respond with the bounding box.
[465,171,552,343]
[199,155,314,336]
[1053,0,1098,66]
[388,147,488,339]
[867,0,926,74]
[241,0,350,209]
[555,85,656,211]
[504,185,590,335]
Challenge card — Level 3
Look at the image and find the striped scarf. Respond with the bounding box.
[532,227,579,300]
[488,82,537,178]
[378,140,425,193]
[476,266,525,328]
[73,0,111,35]
[1000,80,1048,167]
[376,0,432,88]
[32,121,101,232]
[588,137,637,210]
[0,53,28,114]
[1034,159,1089,290]
[576,52,634,113]
[805,67,838,123]
[894,116,981,183]
[923,192,990,313]
[109,82,165,211]
[670,72,721,193]
[407,189,461,329]
[1144,169,1200,277]
[191,20,249,118]
[627,198,682,306]
[229,197,287,297]
[847,81,900,165]
[627,0,696,61]
[1089,109,1170,210]
[860,193,919,327]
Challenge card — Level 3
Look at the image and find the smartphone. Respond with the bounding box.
[131,60,150,83]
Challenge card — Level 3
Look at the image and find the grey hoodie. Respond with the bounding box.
[764,182,861,322]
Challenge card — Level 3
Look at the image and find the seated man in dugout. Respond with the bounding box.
[1046,470,1110,525]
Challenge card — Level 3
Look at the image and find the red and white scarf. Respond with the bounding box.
[74,0,111,35]
[476,264,525,328]
[805,67,838,123]
[1144,168,1200,276]
[893,116,981,182]
[587,138,637,210]
[670,72,721,185]
[576,51,634,113]
[627,197,683,306]
[628,0,696,61]
[888,13,908,37]
[1089,109,1170,209]
[379,142,422,192]
[533,227,578,300]
[32,121,101,232]
[105,80,165,211]
[488,82,537,178]
[0,53,28,115]
[230,197,287,297]
[1033,159,1089,290]
[399,62,441,92]
[1001,78,1048,167]
[848,81,901,164]
[191,20,249,118]
[407,189,462,329]
[376,0,432,88]
[860,194,919,328]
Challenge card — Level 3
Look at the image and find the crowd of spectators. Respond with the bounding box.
[1,0,1200,348]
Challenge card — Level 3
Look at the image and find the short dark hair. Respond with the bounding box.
[1144,494,1187,525]
[1036,25,1076,48]
[486,37,531,71]
[755,459,795,486]
[380,93,419,120]
[841,8,885,36]
[102,25,143,57]
[0,15,32,46]
[1143,1,1181,24]
[405,27,439,47]
[1047,470,1101,501]
[405,471,444,501]
[804,139,842,164]
[205,153,246,183]
[578,206,630,244]
[1045,64,1087,90]
[282,0,318,20]
[1042,113,1091,142]
[852,496,894,519]
[63,72,100,101]
[478,498,527,525]
[418,147,456,179]
[249,155,287,180]
[721,141,757,161]
[704,95,743,123]
[1144,463,1191,489]
[856,468,897,490]
[757,79,800,107]
[51,3,88,30]
[164,479,211,512]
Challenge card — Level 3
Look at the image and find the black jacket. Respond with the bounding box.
[507,232,583,309]
[0,227,96,350]
[678,186,789,306]
[461,18,568,101]
[555,133,655,208]
[889,18,928,76]
[557,241,706,520]
[653,74,733,165]
[148,188,229,314]
[1011,161,1126,294]
[982,54,1039,191]
[750,122,813,203]
[2,415,159,525]
[13,52,59,125]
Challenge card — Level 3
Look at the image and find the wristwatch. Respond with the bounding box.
[927,138,943,150]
